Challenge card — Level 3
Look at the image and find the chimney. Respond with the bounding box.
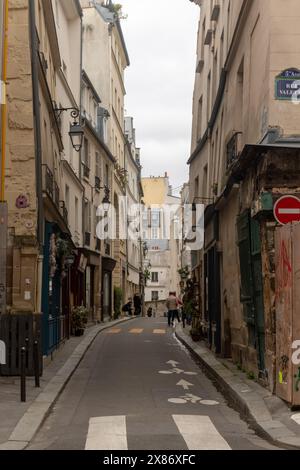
[164,172,168,178]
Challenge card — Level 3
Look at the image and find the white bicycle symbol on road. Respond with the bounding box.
[168,394,219,406]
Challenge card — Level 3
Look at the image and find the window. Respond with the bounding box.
[84,200,91,233]
[151,227,159,240]
[207,71,211,123]
[151,272,158,283]
[151,291,159,301]
[151,209,161,228]
[197,96,203,140]
[55,0,60,28]
[212,51,218,102]
[237,58,244,129]
[202,165,208,198]
[95,152,101,178]
[201,17,206,60]
[65,185,70,213]
[75,197,79,232]
[105,164,109,187]
[220,29,224,76]
[194,176,199,198]
[226,2,231,52]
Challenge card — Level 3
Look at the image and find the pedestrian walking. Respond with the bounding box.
[122,298,133,316]
[166,292,181,326]
[133,294,141,316]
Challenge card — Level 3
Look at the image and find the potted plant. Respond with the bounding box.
[190,327,201,342]
[71,306,88,336]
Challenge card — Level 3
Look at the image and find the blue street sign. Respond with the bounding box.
[275,68,300,101]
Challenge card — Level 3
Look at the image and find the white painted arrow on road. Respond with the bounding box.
[177,380,194,390]
[167,360,180,367]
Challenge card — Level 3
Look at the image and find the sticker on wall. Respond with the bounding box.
[16,195,29,209]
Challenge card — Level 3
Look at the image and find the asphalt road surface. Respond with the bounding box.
[27,317,280,450]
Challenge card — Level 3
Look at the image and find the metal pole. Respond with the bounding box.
[20,347,26,402]
[33,340,40,388]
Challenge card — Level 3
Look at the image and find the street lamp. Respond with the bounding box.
[69,122,84,152]
[54,107,84,152]
[101,185,111,212]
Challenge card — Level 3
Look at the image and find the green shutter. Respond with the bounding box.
[237,211,255,325]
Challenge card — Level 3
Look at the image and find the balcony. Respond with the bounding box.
[95,238,101,251]
[105,242,111,256]
[95,176,101,191]
[60,201,68,225]
[42,164,54,200]
[226,132,243,169]
[54,182,60,208]
[82,162,90,180]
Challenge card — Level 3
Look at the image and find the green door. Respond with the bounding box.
[237,211,265,371]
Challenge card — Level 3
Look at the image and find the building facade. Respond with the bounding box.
[124,116,143,302]
[142,175,181,316]
[189,0,300,393]
[4,0,83,356]
[82,0,131,310]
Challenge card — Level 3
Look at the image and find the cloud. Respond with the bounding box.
[121,0,199,190]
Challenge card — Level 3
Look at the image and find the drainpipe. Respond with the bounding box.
[0,0,8,316]
[28,0,44,313]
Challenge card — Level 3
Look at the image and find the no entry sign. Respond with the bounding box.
[274,195,300,225]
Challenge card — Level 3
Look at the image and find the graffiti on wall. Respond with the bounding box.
[276,240,292,300]
[294,368,300,392]
[279,355,289,385]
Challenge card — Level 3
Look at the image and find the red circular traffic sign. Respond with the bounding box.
[274,195,300,225]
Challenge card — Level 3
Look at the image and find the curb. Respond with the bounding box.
[0,317,136,451]
[175,326,300,450]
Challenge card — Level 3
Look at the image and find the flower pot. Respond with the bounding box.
[190,332,201,342]
[75,328,85,337]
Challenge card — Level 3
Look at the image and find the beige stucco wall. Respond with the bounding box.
[6,0,37,239]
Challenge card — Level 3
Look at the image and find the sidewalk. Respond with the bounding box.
[0,316,135,450]
[176,324,300,450]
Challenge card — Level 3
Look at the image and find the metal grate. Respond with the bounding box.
[0,313,42,376]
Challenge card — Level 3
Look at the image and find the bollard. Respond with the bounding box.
[33,340,40,388]
[20,346,26,402]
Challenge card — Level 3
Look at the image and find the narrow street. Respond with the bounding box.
[27,317,279,451]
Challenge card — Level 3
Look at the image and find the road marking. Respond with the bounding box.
[167,360,180,367]
[177,379,194,390]
[291,413,300,425]
[129,329,143,334]
[85,416,128,450]
[107,328,121,334]
[168,394,220,405]
[172,415,231,450]
[153,329,166,334]
[200,400,220,406]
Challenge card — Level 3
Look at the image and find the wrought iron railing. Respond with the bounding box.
[82,162,90,179]
[42,164,54,199]
[226,132,243,169]
[85,232,91,247]
[60,201,68,225]
[54,182,60,207]
[95,176,101,190]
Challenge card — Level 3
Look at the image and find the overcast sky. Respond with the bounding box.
[121,0,200,194]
